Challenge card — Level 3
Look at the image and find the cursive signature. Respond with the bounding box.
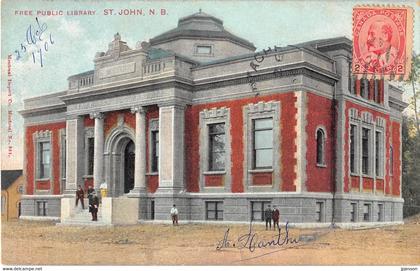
[216,221,298,252]
[14,17,54,67]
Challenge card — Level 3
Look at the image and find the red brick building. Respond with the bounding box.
[19,11,406,225]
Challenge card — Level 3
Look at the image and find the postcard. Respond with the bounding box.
[1,0,419,269]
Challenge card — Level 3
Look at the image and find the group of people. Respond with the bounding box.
[264,205,280,230]
[75,185,99,221]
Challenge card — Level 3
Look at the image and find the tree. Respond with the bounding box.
[402,52,420,218]
[407,52,420,134]
[402,116,420,217]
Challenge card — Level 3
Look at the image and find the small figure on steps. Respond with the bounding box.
[89,190,99,221]
[75,185,85,209]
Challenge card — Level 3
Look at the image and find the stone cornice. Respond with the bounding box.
[339,94,390,115]
[194,63,338,92]
[60,77,194,105]
[19,104,66,118]
[389,96,408,112]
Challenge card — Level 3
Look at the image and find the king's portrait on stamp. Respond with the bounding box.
[352,6,414,79]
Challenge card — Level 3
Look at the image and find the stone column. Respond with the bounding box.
[157,103,185,192]
[130,106,147,194]
[65,116,84,193]
[61,115,84,221]
[90,112,104,190]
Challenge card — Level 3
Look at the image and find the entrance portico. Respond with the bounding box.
[60,99,189,224]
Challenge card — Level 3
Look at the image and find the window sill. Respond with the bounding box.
[350,173,360,177]
[83,175,93,179]
[36,178,50,182]
[248,169,273,174]
[316,164,327,168]
[249,185,273,188]
[203,171,226,175]
[146,172,159,176]
[362,175,374,179]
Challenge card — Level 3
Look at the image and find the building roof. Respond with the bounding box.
[295,36,352,52]
[150,10,256,50]
[1,170,23,190]
[195,37,348,68]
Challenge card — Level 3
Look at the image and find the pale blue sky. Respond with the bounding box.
[1,0,419,169]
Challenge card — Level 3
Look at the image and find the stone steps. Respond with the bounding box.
[58,206,106,226]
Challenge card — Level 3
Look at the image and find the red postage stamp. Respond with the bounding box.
[352,5,414,80]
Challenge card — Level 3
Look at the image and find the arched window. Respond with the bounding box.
[316,128,326,166]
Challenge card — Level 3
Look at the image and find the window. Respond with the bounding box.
[206,201,223,220]
[151,200,155,220]
[37,201,47,216]
[208,123,226,171]
[363,204,371,222]
[348,62,355,94]
[17,185,24,194]
[374,80,379,102]
[196,45,212,55]
[39,142,51,178]
[151,131,159,172]
[316,129,325,165]
[87,137,94,175]
[350,125,357,173]
[18,201,21,217]
[253,118,273,169]
[350,203,357,222]
[316,202,324,222]
[1,196,5,215]
[62,136,67,179]
[251,201,271,221]
[375,131,383,176]
[361,79,369,98]
[391,204,394,221]
[390,146,394,175]
[362,128,370,175]
[377,204,383,222]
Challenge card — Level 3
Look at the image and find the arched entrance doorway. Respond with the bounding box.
[104,127,135,197]
[124,141,135,193]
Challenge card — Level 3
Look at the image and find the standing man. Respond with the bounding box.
[90,191,99,221]
[272,205,280,230]
[87,185,94,206]
[170,204,179,226]
[264,205,272,230]
[75,185,85,209]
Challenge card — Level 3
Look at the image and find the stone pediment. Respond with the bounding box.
[105,33,131,58]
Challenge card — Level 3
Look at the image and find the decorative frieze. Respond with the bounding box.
[376,117,385,128]
[361,111,373,124]
[349,108,359,120]
[247,101,279,114]
[33,130,52,140]
[200,107,229,119]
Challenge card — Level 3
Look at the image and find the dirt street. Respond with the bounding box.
[2,216,420,265]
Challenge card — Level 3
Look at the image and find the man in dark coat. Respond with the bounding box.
[75,185,85,209]
[264,205,272,230]
[90,191,99,221]
[87,185,94,202]
[272,206,280,230]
